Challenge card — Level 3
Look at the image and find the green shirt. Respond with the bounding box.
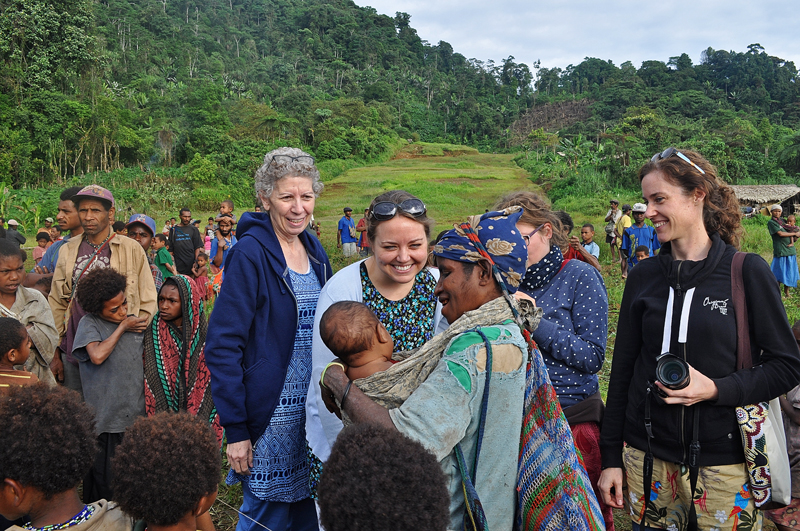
[768,219,796,257]
[153,246,175,279]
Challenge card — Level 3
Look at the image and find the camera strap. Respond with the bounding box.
[642,285,700,529]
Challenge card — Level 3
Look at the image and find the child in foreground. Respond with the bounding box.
[0,316,37,392]
[72,267,148,503]
[111,412,221,531]
[319,301,394,380]
[0,385,133,531]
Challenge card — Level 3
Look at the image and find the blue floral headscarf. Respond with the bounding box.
[432,207,527,293]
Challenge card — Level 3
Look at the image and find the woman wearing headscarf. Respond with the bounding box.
[143,274,221,531]
[319,208,603,531]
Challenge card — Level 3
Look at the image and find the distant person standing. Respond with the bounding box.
[604,200,622,261]
[620,203,660,273]
[356,208,370,256]
[615,204,632,278]
[337,207,357,258]
[5,220,25,248]
[168,208,204,276]
[769,204,799,297]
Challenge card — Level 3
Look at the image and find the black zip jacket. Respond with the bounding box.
[600,233,800,468]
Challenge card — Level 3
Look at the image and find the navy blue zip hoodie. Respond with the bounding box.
[205,212,331,444]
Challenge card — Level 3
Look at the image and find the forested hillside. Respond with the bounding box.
[1,0,799,216]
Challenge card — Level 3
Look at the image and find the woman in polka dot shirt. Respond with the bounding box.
[496,191,612,530]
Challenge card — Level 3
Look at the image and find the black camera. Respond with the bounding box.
[655,353,690,390]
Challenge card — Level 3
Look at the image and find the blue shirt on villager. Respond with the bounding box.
[521,260,608,408]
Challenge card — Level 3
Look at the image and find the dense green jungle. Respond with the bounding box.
[1,0,800,226]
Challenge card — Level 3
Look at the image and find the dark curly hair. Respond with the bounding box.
[318,424,449,531]
[0,317,28,358]
[637,148,742,248]
[111,412,221,526]
[76,268,127,315]
[0,385,97,499]
[319,301,382,364]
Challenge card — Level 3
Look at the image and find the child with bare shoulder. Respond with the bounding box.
[0,317,37,393]
[319,301,395,381]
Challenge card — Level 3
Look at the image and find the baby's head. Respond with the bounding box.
[112,412,221,528]
[634,245,650,262]
[788,214,796,226]
[319,301,393,367]
[0,385,96,521]
[76,268,128,323]
[0,317,30,369]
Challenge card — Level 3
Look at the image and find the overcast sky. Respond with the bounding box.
[353,0,800,73]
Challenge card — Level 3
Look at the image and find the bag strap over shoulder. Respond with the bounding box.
[730,252,752,370]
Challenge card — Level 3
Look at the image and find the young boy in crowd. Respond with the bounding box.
[0,317,37,392]
[634,245,650,264]
[216,199,236,224]
[191,252,210,300]
[0,385,134,531]
[319,301,395,380]
[111,412,221,531]
[152,233,176,279]
[580,223,600,259]
[32,233,50,264]
[72,267,148,503]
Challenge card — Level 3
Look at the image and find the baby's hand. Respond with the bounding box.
[514,291,536,306]
[122,316,148,333]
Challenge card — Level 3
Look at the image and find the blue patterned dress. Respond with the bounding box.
[226,265,321,502]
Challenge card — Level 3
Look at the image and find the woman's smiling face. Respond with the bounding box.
[641,170,703,244]
[262,175,316,242]
[369,215,429,287]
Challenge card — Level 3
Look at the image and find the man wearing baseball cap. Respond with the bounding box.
[5,219,26,248]
[620,202,660,278]
[48,185,157,392]
[126,213,164,292]
[37,217,55,236]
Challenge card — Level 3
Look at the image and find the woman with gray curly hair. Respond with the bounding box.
[206,147,331,531]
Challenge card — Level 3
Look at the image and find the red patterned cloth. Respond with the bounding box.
[572,421,616,531]
[143,274,222,446]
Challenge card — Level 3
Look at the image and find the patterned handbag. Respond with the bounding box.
[731,252,791,508]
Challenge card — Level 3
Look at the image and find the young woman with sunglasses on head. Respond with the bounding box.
[306,190,448,469]
[495,191,613,529]
[598,148,800,531]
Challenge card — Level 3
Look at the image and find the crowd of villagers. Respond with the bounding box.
[1,145,800,531]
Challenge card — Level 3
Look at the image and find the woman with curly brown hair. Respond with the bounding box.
[599,148,800,531]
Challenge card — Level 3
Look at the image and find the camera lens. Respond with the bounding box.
[655,353,690,390]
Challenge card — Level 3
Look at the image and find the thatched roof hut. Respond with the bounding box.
[729,185,800,213]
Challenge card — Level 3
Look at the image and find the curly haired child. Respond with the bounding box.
[0,317,37,393]
[0,385,133,531]
[111,412,221,531]
[73,268,148,503]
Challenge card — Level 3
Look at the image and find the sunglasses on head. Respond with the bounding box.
[651,147,706,175]
[269,154,315,166]
[369,199,427,221]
